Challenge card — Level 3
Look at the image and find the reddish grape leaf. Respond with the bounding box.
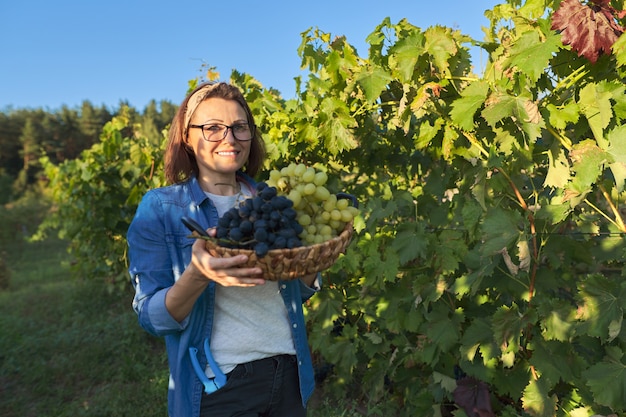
[551,0,625,63]
[453,376,496,417]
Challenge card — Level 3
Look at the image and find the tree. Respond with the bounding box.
[0,111,26,178]
[0,100,168,194]
[16,118,40,189]
[79,100,112,148]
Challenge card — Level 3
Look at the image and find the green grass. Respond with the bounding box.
[0,237,168,417]
[0,236,364,417]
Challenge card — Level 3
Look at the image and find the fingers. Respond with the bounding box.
[213,275,266,287]
[209,261,266,287]
[191,240,265,287]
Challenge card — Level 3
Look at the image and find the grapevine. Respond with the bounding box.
[31,3,626,414]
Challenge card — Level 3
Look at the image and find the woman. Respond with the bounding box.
[127,82,319,417]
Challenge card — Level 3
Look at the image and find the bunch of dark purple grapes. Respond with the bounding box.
[215,182,304,257]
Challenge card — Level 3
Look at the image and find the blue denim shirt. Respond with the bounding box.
[127,174,317,417]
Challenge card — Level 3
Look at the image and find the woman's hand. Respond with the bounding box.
[189,237,265,287]
[166,229,265,322]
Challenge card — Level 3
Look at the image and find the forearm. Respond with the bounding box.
[165,265,210,323]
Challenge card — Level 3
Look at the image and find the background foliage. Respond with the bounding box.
[10,0,626,415]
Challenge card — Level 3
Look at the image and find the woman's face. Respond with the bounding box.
[186,98,252,180]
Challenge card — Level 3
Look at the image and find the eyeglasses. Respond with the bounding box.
[188,122,255,142]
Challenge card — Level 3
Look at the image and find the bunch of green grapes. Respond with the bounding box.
[266,163,358,245]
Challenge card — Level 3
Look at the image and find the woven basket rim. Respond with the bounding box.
[204,221,352,255]
[201,221,354,280]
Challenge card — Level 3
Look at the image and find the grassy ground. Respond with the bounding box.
[0,236,361,417]
[0,237,170,417]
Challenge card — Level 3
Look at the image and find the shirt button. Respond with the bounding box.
[293,323,297,328]
[281,284,287,289]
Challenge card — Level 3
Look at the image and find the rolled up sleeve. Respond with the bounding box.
[128,191,189,336]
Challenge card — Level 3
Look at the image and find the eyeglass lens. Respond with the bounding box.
[204,123,253,141]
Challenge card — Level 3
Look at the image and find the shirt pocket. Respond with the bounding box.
[166,232,196,279]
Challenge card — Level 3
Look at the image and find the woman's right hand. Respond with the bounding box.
[189,236,266,287]
[166,232,266,322]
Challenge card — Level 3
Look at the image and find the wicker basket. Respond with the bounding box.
[202,222,354,281]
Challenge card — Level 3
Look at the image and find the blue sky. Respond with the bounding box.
[0,0,499,111]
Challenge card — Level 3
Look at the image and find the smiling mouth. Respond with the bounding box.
[217,151,239,156]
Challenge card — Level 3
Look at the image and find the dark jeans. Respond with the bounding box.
[199,354,307,417]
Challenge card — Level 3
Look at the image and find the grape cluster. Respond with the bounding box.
[215,182,303,257]
[266,163,359,245]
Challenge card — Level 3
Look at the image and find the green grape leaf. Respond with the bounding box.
[450,80,490,131]
[568,140,611,192]
[364,198,397,230]
[522,378,558,417]
[480,208,523,255]
[583,358,626,409]
[326,44,359,80]
[613,31,626,67]
[425,305,463,352]
[360,234,401,287]
[492,127,517,156]
[606,124,626,164]
[528,340,580,385]
[435,229,466,274]
[311,294,344,334]
[546,101,580,130]
[482,92,545,139]
[356,65,394,102]
[606,125,626,190]
[504,30,562,82]
[576,273,623,342]
[424,25,458,75]
[326,114,358,153]
[381,288,420,333]
[325,337,359,374]
[482,92,513,126]
[578,82,614,143]
[492,304,523,350]
[433,371,457,394]
[537,299,576,341]
[363,331,383,345]
[415,119,444,149]
[319,97,359,154]
[534,201,571,224]
[608,162,626,192]
[461,199,483,239]
[389,32,425,82]
[515,98,545,140]
[391,222,428,264]
[544,144,571,188]
[519,0,550,18]
[460,318,495,362]
[361,243,386,285]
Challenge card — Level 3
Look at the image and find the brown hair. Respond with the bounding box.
[164,82,266,184]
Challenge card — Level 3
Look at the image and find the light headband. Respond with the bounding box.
[183,83,219,139]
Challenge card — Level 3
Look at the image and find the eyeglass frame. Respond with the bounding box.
[188,122,255,142]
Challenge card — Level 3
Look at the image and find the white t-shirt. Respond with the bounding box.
[204,182,296,377]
